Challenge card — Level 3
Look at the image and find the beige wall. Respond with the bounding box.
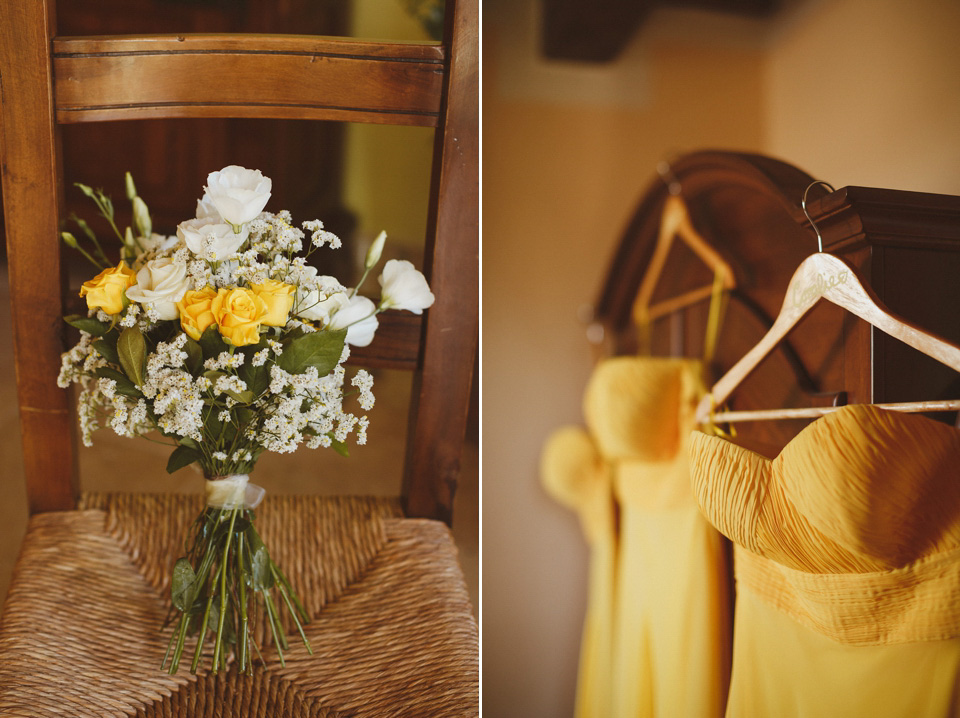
[484,0,960,715]
[764,0,960,195]
[483,2,764,715]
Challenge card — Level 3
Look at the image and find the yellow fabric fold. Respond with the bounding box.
[690,404,960,717]
[583,357,730,718]
[541,426,616,718]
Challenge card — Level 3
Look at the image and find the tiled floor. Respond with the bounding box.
[0,263,478,615]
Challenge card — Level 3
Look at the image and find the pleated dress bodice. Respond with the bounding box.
[690,405,960,717]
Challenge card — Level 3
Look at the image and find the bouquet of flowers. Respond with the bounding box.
[57,165,434,674]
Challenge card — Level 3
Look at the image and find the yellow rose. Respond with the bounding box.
[175,287,218,340]
[211,287,268,347]
[250,279,295,327]
[78,261,136,315]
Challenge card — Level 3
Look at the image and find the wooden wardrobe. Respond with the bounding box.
[593,150,960,454]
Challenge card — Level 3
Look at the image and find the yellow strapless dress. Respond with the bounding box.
[543,357,731,717]
[541,425,616,718]
[690,404,960,717]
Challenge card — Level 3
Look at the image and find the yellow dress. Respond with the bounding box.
[541,425,617,718]
[690,404,960,717]
[543,357,731,718]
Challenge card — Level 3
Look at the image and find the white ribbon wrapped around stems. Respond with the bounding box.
[204,474,266,510]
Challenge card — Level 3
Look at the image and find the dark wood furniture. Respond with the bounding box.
[594,150,960,451]
[54,0,354,242]
[2,0,478,523]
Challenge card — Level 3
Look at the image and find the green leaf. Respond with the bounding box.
[241,365,269,397]
[94,367,143,398]
[92,337,120,365]
[245,526,275,590]
[167,445,201,474]
[330,437,350,457]
[198,326,229,360]
[183,337,203,375]
[64,314,110,337]
[234,407,256,427]
[171,558,197,612]
[118,326,146,386]
[225,390,255,405]
[277,329,346,376]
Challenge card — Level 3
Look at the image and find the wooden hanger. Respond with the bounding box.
[632,169,735,326]
[696,187,960,425]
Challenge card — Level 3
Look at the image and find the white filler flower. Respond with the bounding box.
[378,259,435,314]
[125,258,191,320]
[204,165,272,227]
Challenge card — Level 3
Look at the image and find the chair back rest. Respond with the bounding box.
[0,0,477,523]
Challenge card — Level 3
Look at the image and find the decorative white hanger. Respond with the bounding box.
[696,181,960,425]
[632,161,736,326]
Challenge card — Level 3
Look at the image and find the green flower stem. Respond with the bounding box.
[67,241,105,271]
[237,531,250,674]
[350,265,374,298]
[271,563,312,655]
[211,506,239,674]
[160,617,180,671]
[170,608,191,674]
[190,564,220,674]
[266,589,288,651]
[271,558,310,626]
[262,590,286,667]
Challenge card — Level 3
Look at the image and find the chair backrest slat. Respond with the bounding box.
[0,0,477,523]
[54,35,445,126]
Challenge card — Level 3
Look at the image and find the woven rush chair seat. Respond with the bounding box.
[0,495,478,717]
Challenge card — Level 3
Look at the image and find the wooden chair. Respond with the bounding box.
[0,0,478,715]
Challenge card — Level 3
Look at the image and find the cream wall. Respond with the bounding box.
[484,0,960,715]
[764,0,960,195]
[483,3,764,715]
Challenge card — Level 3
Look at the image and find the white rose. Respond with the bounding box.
[329,295,379,347]
[125,258,190,320]
[204,165,272,227]
[294,267,349,325]
[378,259,435,314]
[195,194,221,221]
[177,217,249,261]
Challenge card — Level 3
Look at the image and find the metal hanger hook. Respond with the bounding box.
[656,159,682,196]
[801,180,836,252]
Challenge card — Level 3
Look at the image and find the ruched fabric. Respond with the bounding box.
[543,357,731,718]
[690,405,960,717]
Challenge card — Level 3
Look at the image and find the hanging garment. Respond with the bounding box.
[543,356,732,718]
[690,404,960,717]
[541,425,617,718]
[584,357,730,718]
